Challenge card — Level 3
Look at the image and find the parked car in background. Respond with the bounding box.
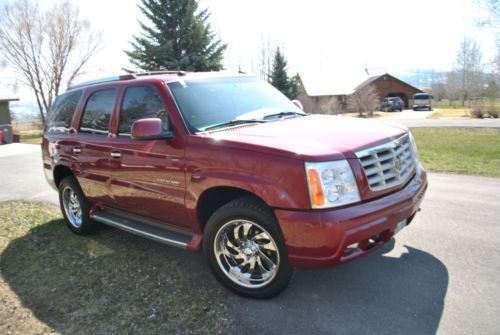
[413,93,432,111]
[42,71,427,298]
[0,129,3,144]
[380,97,404,112]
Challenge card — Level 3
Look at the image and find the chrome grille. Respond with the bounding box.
[356,134,416,191]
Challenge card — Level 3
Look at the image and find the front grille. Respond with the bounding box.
[356,134,416,192]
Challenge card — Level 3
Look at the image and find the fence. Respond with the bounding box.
[12,119,44,133]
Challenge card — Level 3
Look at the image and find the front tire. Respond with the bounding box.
[203,196,293,299]
[59,175,99,235]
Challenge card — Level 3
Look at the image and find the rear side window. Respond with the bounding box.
[46,91,82,134]
[118,86,168,135]
[80,89,116,135]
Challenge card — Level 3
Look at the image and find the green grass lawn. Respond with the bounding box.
[411,128,500,177]
[0,201,231,335]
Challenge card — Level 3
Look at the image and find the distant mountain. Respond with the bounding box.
[394,69,448,89]
[10,101,40,121]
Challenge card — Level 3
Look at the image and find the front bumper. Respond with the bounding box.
[275,164,427,268]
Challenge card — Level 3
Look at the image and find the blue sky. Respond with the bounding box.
[1,0,498,101]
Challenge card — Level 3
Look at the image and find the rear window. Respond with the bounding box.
[46,91,82,134]
[79,89,116,135]
[414,94,430,100]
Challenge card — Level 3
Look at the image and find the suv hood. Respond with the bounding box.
[198,115,407,161]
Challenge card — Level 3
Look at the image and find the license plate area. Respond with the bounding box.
[394,219,407,235]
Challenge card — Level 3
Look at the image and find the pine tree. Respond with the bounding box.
[270,48,290,97]
[125,0,227,71]
[288,73,302,100]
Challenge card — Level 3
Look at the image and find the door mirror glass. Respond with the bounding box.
[131,118,174,140]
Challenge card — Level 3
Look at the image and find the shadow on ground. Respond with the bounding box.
[227,239,449,335]
[2,219,448,335]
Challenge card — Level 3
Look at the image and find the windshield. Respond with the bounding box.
[167,76,304,132]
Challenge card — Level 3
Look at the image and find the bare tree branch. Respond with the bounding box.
[454,36,484,106]
[0,0,102,124]
[347,85,380,117]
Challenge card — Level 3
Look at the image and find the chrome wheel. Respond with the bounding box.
[62,186,82,228]
[214,219,280,289]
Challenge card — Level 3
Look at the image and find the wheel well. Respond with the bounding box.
[197,187,267,231]
[53,165,74,187]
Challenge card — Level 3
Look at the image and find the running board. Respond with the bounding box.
[92,210,192,249]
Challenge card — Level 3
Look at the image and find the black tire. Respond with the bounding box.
[203,196,293,299]
[58,175,99,235]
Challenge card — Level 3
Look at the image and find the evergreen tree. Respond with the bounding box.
[125,0,227,71]
[270,47,291,97]
[288,73,303,100]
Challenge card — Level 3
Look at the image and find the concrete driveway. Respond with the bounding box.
[0,143,58,204]
[386,109,435,120]
[381,108,500,128]
[1,144,499,334]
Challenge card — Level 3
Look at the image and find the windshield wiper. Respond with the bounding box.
[263,111,306,120]
[203,119,266,131]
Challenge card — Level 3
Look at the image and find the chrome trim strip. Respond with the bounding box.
[93,212,188,248]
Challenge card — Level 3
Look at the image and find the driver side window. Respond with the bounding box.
[119,86,168,136]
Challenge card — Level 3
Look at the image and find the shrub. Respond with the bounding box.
[470,106,485,119]
[487,109,499,118]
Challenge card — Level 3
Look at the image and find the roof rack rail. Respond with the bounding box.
[134,70,187,76]
[68,74,136,90]
[67,71,187,90]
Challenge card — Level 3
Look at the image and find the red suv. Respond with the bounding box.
[42,71,427,298]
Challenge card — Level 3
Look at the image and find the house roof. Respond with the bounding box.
[299,68,372,96]
[300,69,422,97]
[0,85,19,102]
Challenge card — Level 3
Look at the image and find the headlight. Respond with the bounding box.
[305,160,361,209]
[408,131,419,161]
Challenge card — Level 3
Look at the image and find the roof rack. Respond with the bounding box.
[68,74,136,90]
[134,70,187,76]
[68,71,187,90]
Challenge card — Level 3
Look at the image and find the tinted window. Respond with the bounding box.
[46,91,82,133]
[168,76,303,132]
[119,86,167,135]
[414,94,430,100]
[80,89,116,135]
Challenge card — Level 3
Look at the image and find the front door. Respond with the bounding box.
[107,85,187,228]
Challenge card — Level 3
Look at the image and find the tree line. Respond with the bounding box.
[2,0,500,123]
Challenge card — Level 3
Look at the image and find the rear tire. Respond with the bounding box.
[58,175,99,235]
[203,196,293,299]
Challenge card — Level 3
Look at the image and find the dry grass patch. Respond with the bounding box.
[426,108,470,119]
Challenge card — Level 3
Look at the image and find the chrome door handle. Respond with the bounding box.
[73,147,81,154]
[110,151,121,159]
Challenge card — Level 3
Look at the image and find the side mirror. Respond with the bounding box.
[131,118,174,140]
[292,99,303,111]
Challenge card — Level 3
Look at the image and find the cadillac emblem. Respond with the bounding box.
[394,157,402,175]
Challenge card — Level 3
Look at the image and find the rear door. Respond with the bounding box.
[74,88,117,205]
[106,84,188,228]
